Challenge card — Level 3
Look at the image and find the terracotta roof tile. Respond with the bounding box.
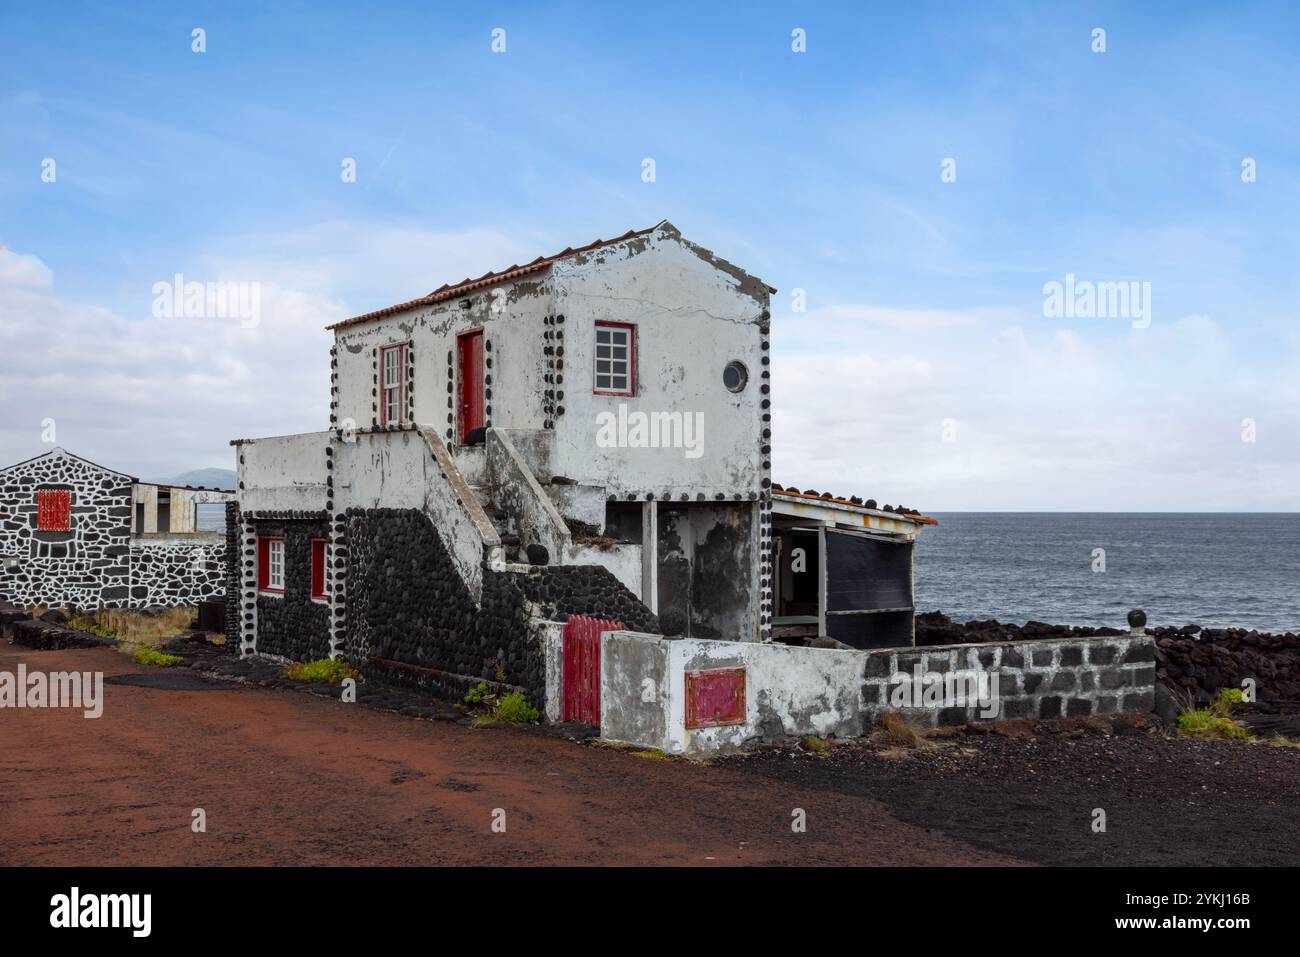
[328,224,662,332]
[327,221,776,332]
[771,482,937,525]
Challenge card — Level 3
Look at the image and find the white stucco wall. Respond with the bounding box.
[328,224,769,501]
[332,429,502,601]
[565,542,643,597]
[550,227,768,498]
[236,432,330,512]
[332,277,553,438]
[599,631,865,755]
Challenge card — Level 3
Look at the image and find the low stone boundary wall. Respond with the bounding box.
[0,602,32,638]
[10,617,119,651]
[862,635,1157,727]
[593,631,1157,754]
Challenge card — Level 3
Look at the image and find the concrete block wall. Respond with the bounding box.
[861,635,1158,727]
[594,631,1158,755]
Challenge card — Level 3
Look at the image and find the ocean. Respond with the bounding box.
[913,513,1300,635]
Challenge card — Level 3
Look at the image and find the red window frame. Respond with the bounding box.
[257,536,285,595]
[593,321,635,396]
[310,538,327,602]
[379,342,408,426]
[35,489,72,532]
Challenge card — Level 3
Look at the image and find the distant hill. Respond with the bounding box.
[166,468,236,490]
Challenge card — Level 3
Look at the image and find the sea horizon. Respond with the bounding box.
[914,511,1300,635]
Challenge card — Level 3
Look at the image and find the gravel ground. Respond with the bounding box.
[728,715,1300,866]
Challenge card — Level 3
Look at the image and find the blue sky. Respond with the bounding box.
[2,1,1298,509]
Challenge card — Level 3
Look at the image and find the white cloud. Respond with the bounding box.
[771,303,1300,511]
[0,224,528,480]
[0,245,53,287]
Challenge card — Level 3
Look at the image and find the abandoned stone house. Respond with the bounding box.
[231,222,1155,751]
[0,447,232,609]
[232,224,926,669]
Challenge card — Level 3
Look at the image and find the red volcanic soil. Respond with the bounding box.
[0,642,1020,867]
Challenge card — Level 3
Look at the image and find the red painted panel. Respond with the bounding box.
[562,615,622,726]
[685,668,746,730]
[457,329,485,442]
[36,489,71,532]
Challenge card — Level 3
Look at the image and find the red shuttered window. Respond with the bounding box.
[36,489,71,532]
[310,539,327,602]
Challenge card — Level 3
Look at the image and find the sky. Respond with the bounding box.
[1,1,1297,509]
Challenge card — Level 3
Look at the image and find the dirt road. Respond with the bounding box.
[0,643,1021,866]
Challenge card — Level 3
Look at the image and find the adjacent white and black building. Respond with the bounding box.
[0,447,233,608]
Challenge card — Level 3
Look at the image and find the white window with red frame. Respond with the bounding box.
[594,322,635,396]
[380,342,408,426]
[257,537,285,595]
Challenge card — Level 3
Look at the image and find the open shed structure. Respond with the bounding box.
[770,484,936,648]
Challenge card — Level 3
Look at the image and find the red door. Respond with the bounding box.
[562,615,622,726]
[457,329,484,443]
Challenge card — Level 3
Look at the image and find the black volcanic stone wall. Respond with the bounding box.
[519,564,659,633]
[224,502,240,652]
[252,517,330,662]
[345,508,658,709]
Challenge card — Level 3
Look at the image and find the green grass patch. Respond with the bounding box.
[630,749,669,760]
[1173,688,1252,741]
[68,614,119,641]
[801,735,831,756]
[285,658,358,685]
[1174,708,1248,740]
[133,647,182,668]
[492,691,540,724]
[1213,687,1245,713]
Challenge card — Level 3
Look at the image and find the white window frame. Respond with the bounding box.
[380,343,407,425]
[267,538,285,592]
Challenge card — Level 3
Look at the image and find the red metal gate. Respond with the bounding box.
[562,615,622,726]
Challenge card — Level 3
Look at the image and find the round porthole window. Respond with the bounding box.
[723,361,748,393]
